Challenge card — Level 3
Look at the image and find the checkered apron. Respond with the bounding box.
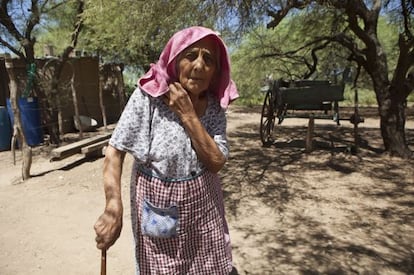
[130,168,233,275]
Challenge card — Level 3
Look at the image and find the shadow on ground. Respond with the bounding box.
[221,118,414,274]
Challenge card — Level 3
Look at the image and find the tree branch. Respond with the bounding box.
[62,0,84,59]
[0,36,24,58]
[266,0,311,29]
[40,0,67,13]
[25,1,40,40]
[302,40,331,79]
[343,4,373,47]
[0,0,25,43]
[332,32,367,66]
[401,0,414,43]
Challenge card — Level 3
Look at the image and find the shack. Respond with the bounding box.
[0,55,125,137]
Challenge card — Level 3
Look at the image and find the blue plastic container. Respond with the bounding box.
[0,106,12,151]
[6,97,43,146]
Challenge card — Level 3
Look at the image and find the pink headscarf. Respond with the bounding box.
[138,26,239,109]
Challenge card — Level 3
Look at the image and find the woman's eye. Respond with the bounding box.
[203,55,214,66]
[185,52,197,60]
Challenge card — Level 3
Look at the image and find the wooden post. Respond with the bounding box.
[117,65,126,111]
[98,70,107,131]
[305,114,314,153]
[5,59,32,180]
[57,95,63,139]
[353,88,359,153]
[70,65,83,139]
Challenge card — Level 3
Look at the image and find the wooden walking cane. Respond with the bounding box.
[101,249,107,275]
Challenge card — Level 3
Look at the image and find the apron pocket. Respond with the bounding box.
[141,199,179,238]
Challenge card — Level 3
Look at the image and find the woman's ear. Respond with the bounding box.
[168,55,180,82]
[174,56,180,76]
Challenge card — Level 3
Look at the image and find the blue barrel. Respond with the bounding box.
[0,106,12,151]
[6,97,43,146]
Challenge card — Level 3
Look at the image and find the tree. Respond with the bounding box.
[36,0,85,144]
[232,13,400,103]
[0,0,41,180]
[0,0,85,180]
[225,0,413,158]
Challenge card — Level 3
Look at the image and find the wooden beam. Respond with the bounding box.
[81,139,109,158]
[50,133,112,161]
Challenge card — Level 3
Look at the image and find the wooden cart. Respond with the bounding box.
[260,79,363,148]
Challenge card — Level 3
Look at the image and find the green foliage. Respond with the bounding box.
[342,87,378,107]
[18,0,413,109]
[230,10,407,107]
[377,16,399,80]
[230,14,346,106]
[31,1,226,68]
[34,0,84,57]
[230,26,276,106]
[408,92,414,104]
[122,65,143,97]
[81,0,217,68]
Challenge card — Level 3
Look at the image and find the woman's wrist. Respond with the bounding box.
[105,198,123,214]
[180,113,199,127]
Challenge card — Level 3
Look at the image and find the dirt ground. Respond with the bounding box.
[0,106,413,275]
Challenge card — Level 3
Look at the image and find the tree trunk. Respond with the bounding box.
[5,60,32,180]
[364,33,412,159]
[377,86,412,159]
[48,99,61,144]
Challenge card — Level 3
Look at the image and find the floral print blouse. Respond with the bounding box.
[109,88,229,180]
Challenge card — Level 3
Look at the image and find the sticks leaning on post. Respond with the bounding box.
[5,59,32,180]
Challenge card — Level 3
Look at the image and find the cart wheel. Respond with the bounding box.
[260,89,276,146]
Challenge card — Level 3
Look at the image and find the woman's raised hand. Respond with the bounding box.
[163,82,197,120]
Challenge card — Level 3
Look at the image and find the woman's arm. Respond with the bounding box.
[180,115,226,173]
[165,83,226,173]
[94,145,126,250]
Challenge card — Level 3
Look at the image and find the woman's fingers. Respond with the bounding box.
[169,82,187,97]
[165,83,197,120]
[94,216,108,249]
[167,83,191,105]
[94,211,122,250]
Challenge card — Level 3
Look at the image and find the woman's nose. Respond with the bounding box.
[193,54,205,70]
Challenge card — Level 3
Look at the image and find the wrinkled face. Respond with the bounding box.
[176,38,218,96]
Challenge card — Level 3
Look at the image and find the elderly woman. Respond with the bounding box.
[94,26,239,274]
